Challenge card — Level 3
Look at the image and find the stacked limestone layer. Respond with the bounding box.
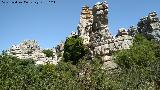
[6,1,160,68]
[7,40,58,65]
[77,5,93,45]
[138,11,160,42]
[55,41,64,61]
[77,1,135,69]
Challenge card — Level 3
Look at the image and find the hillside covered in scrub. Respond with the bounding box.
[1,34,160,89]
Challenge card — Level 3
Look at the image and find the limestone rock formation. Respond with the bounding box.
[5,1,160,69]
[77,1,134,69]
[77,5,93,45]
[138,11,160,42]
[128,26,137,37]
[7,40,59,65]
[77,1,134,55]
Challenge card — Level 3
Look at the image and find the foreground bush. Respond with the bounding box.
[0,55,113,90]
[1,34,160,90]
[63,36,89,64]
[113,34,160,90]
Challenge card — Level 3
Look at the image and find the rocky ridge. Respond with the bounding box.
[76,2,134,69]
[138,11,160,42]
[7,40,59,65]
[6,1,160,68]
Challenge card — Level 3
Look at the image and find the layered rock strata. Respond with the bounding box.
[77,1,134,69]
[7,40,59,65]
[138,11,160,42]
[6,1,160,68]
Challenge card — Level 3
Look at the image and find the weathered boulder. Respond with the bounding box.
[7,40,59,65]
[137,11,160,42]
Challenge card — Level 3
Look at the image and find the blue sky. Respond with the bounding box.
[0,0,160,52]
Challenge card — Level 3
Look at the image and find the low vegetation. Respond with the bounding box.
[42,49,54,58]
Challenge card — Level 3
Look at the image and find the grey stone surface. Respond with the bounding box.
[76,1,134,69]
[7,40,59,65]
[137,11,160,42]
[6,2,160,69]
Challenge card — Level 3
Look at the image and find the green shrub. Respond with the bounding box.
[43,49,53,58]
[1,34,160,89]
[115,34,156,69]
[63,36,89,64]
[113,34,158,89]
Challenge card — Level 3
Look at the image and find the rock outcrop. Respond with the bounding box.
[138,11,160,42]
[6,1,160,68]
[77,2,134,55]
[77,5,93,45]
[76,2,160,69]
[77,1,134,69]
[7,40,59,65]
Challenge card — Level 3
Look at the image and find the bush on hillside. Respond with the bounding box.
[63,36,89,64]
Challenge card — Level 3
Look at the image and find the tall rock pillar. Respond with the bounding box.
[90,1,112,46]
[77,5,93,45]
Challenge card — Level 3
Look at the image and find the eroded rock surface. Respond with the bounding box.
[6,1,160,68]
[138,11,160,42]
[77,1,135,69]
[7,40,59,65]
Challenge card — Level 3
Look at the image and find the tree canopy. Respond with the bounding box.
[43,49,53,58]
[1,34,160,89]
[63,36,89,64]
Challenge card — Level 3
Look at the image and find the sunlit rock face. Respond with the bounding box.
[91,1,112,46]
[138,11,160,42]
[6,1,160,68]
[77,5,93,45]
[77,1,135,55]
[76,4,160,69]
[77,1,135,69]
[7,40,42,60]
[7,40,59,65]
